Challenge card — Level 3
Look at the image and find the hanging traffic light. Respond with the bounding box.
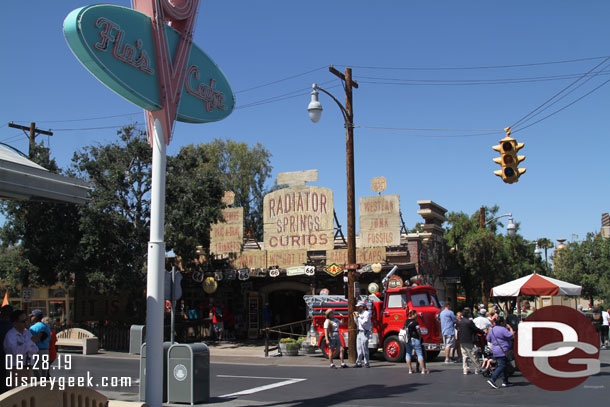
[493,127,526,184]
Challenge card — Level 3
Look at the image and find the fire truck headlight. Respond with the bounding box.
[435,313,440,322]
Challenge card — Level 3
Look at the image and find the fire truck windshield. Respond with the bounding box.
[411,292,440,307]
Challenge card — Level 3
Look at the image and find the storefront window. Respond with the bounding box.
[49,288,67,298]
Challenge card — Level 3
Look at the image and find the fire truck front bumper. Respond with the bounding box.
[423,342,442,351]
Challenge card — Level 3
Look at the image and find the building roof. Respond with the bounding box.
[0,146,90,204]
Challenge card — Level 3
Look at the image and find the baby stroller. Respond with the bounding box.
[480,347,496,378]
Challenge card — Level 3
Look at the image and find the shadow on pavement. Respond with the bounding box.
[253,383,429,407]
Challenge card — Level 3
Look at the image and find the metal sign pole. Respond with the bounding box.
[171,266,175,344]
[145,118,167,407]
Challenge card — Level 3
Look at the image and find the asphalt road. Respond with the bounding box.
[51,351,610,407]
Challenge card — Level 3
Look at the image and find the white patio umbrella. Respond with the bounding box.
[491,273,582,297]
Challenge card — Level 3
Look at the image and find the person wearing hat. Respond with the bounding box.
[29,309,51,379]
[353,300,372,367]
[324,309,346,368]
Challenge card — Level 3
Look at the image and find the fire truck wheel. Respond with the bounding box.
[320,337,340,359]
[382,335,406,363]
[426,350,440,362]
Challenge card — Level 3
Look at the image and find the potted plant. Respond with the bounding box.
[279,337,300,356]
[298,336,315,354]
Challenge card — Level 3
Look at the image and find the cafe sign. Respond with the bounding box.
[63,4,234,125]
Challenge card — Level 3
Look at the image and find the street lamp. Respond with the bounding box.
[308,66,358,363]
[480,206,516,237]
[534,242,543,259]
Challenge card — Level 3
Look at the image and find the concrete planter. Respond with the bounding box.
[279,343,300,356]
[300,345,315,355]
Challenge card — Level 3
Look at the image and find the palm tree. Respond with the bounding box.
[537,238,554,273]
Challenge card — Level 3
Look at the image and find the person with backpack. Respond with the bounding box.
[209,301,225,341]
[404,310,429,374]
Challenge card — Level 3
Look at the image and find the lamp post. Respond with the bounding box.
[479,206,516,236]
[534,242,543,259]
[308,66,358,363]
[478,207,517,307]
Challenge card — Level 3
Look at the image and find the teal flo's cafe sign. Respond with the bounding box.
[63,4,234,123]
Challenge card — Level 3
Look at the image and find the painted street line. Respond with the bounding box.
[217,375,306,398]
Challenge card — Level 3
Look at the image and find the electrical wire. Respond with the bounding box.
[512,76,610,134]
[511,56,610,129]
[236,80,338,110]
[12,112,142,124]
[354,71,610,86]
[235,65,327,94]
[335,55,610,71]
[0,133,28,144]
[512,62,610,130]
[355,127,504,139]
[50,123,144,132]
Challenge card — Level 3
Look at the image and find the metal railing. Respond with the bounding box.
[263,319,311,357]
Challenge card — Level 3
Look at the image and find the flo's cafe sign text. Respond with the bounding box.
[63,4,234,124]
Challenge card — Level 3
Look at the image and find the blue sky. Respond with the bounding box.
[2,1,610,253]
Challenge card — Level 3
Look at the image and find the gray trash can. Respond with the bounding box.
[139,342,172,402]
[167,343,210,404]
[130,325,146,354]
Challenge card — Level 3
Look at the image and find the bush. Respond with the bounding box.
[280,337,299,350]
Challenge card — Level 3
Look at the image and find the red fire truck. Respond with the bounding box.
[304,278,442,362]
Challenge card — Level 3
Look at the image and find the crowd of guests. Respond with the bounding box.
[0,305,57,394]
[440,302,520,389]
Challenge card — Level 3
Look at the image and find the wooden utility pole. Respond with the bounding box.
[7,122,53,158]
[329,66,359,363]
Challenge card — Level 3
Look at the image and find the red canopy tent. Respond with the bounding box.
[491,273,582,297]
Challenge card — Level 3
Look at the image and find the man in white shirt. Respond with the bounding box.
[474,309,492,332]
[353,301,372,368]
[601,308,609,349]
[3,310,39,387]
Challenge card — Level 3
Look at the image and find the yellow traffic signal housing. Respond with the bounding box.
[493,127,526,184]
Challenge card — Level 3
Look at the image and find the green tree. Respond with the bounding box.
[70,125,151,295]
[0,143,82,287]
[553,233,610,304]
[537,237,554,272]
[445,206,543,308]
[165,144,224,270]
[194,139,272,241]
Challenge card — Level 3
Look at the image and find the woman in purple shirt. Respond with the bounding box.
[486,316,514,389]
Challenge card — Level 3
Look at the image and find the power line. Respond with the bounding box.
[335,55,610,71]
[512,62,610,130]
[12,112,142,124]
[356,127,503,139]
[354,71,610,86]
[51,123,144,132]
[512,76,610,134]
[511,56,610,129]
[235,65,327,94]
[236,80,338,110]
